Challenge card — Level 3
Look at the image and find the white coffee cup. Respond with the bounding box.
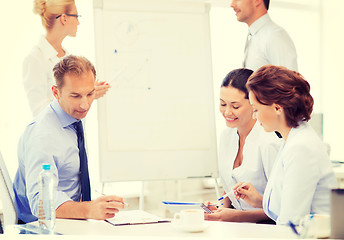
[173,209,204,232]
[299,214,330,238]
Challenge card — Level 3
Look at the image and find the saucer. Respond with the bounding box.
[172,221,210,233]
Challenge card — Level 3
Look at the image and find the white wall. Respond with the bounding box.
[321,0,344,161]
[1,1,42,178]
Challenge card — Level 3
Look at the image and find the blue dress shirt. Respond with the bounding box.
[13,99,82,223]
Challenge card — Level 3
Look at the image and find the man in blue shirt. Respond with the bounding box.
[13,55,125,223]
[231,0,298,71]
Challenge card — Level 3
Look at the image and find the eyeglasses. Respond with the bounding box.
[56,14,81,19]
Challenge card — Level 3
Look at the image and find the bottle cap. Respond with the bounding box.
[42,164,51,170]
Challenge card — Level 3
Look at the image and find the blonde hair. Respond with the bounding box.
[33,0,75,30]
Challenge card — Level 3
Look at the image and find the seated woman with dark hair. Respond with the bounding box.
[233,65,337,225]
[205,68,281,223]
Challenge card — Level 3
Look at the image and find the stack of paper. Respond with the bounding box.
[106,210,170,226]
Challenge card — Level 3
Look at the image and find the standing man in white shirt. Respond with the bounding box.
[231,0,298,71]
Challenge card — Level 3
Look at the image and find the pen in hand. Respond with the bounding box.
[95,189,129,207]
[218,191,232,202]
[218,182,249,201]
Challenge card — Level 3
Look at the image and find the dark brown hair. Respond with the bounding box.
[53,55,96,89]
[221,68,253,99]
[246,65,313,128]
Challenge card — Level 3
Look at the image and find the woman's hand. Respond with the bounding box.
[204,201,219,212]
[95,80,111,99]
[233,182,263,208]
[204,208,241,222]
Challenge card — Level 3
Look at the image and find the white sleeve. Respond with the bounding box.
[260,135,281,179]
[276,145,319,225]
[22,54,52,117]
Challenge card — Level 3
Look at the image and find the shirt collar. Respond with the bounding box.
[248,13,271,36]
[50,99,79,128]
[38,36,68,61]
[38,36,58,60]
[285,121,307,142]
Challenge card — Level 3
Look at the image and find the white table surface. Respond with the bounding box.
[45,218,297,238]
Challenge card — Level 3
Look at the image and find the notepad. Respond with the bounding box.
[106,210,170,226]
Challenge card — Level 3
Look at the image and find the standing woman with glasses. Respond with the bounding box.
[24,0,110,117]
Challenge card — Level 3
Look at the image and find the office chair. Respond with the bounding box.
[0,151,18,227]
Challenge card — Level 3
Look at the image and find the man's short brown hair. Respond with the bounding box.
[53,55,96,89]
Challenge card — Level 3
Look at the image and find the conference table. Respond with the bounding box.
[54,218,296,238]
[4,163,343,239]
[3,217,297,239]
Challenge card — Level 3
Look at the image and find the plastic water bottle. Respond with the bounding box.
[38,164,56,234]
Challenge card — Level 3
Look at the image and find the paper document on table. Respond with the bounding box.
[106,210,170,226]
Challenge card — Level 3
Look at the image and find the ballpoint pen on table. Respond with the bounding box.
[288,221,300,236]
[288,213,314,238]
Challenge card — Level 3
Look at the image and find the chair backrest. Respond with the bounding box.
[0,151,18,226]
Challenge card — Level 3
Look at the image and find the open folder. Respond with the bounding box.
[106,210,170,226]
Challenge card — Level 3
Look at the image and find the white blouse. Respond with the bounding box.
[23,36,67,117]
[263,122,337,225]
[218,121,281,210]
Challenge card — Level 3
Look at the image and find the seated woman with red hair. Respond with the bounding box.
[233,65,337,225]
